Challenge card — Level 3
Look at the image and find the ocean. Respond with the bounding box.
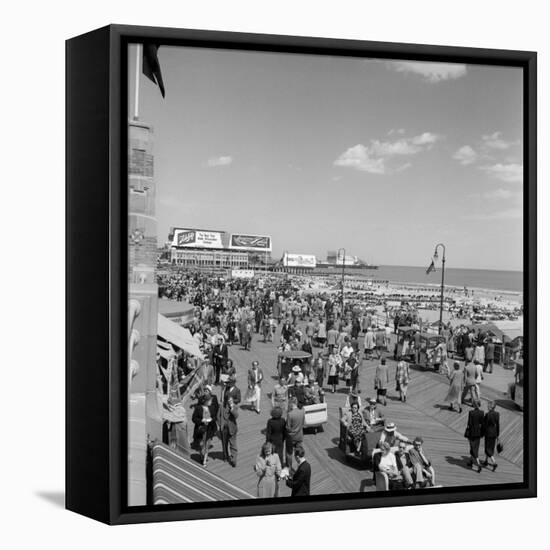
[356,265,523,293]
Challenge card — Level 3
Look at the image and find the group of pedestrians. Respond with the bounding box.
[465,400,501,472]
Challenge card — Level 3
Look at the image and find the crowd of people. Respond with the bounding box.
[156,269,509,497]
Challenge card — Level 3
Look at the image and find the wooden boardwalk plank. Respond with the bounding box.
[183,324,523,500]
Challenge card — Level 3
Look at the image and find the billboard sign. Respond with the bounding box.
[229,234,272,252]
[283,253,316,268]
[172,229,223,249]
[336,252,359,266]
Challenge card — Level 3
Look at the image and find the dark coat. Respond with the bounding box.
[483,410,500,439]
[192,400,219,438]
[286,460,311,496]
[266,417,286,447]
[221,403,239,435]
[223,385,241,406]
[466,408,485,439]
[213,343,228,367]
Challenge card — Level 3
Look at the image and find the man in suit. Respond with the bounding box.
[374,358,390,405]
[465,400,485,472]
[222,374,241,406]
[247,360,264,413]
[408,436,435,487]
[285,397,305,469]
[286,446,311,497]
[220,396,239,467]
[212,339,228,385]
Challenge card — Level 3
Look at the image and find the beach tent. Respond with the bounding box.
[157,313,204,359]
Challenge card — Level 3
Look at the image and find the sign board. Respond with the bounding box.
[283,253,317,268]
[172,229,223,249]
[229,234,272,252]
[231,269,255,279]
[336,253,359,266]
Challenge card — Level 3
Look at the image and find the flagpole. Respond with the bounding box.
[433,243,446,335]
[133,43,141,121]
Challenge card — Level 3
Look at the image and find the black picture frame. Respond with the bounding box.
[66,24,537,525]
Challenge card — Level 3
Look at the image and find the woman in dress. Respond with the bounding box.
[342,402,368,453]
[327,351,340,393]
[395,356,410,402]
[444,361,464,412]
[271,377,289,417]
[483,401,500,471]
[265,407,286,465]
[254,442,282,498]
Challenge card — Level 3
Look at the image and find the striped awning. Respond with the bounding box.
[152,443,254,504]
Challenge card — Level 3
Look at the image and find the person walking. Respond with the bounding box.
[271,377,289,417]
[484,338,495,374]
[465,400,485,472]
[191,393,219,467]
[461,361,479,405]
[285,446,311,497]
[483,401,500,471]
[395,356,410,402]
[221,396,239,467]
[255,442,282,498]
[374,358,390,405]
[444,361,464,412]
[327,351,340,393]
[245,360,264,414]
[364,327,375,360]
[327,325,339,354]
[285,397,305,469]
[266,407,286,466]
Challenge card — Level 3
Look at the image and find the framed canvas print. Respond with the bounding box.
[66,24,537,525]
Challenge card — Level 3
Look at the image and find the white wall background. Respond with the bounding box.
[1,0,546,545]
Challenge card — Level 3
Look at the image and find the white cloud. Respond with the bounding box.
[388,61,467,83]
[388,128,406,136]
[482,131,514,150]
[334,132,440,175]
[207,155,233,167]
[466,208,522,221]
[483,188,516,200]
[481,163,523,183]
[453,145,478,165]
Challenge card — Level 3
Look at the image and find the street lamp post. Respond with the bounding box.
[338,247,346,320]
[433,243,446,335]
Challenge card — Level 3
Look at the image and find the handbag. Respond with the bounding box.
[464,426,471,438]
[496,439,504,453]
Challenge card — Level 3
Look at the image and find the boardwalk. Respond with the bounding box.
[186,324,524,498]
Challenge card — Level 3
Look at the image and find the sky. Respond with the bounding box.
[128,45,524,271]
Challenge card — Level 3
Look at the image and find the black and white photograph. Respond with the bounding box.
[127,42,527,507]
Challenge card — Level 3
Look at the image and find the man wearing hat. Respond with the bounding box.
[220,395,239,467]
[246,360,264,414]
[222,374,241,406]
[378,422,411,451]
[287,364,304,386]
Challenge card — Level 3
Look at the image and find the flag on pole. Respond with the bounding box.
[426,259,436,275]
[142,44,165,97]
